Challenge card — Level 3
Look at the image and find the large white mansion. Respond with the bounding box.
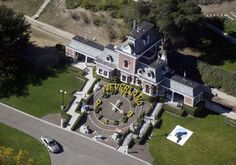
[65,22,203,107]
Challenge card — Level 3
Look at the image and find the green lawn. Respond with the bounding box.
[0,67,85,117]
[0,123,50,165]
[225,20,236,37]
[149,112,236,165]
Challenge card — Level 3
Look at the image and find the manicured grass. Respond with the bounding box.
[0,67,85,117]
[224,20,236,37]
[0,123,50,165]
[149,112,236,165]
[222,60,236,71]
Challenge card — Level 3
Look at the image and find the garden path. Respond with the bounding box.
[65,65,96,130]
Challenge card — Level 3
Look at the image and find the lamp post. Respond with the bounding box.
[60,89,67,110]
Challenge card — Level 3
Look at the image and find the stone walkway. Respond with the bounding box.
[65,64,96,130]
[205,100,236,120]
[205,12,236,20]
[32,0,51,19]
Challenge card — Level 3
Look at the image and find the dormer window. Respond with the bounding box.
[123,60,129,68]
[143,35,150,45]
[147,71,155,78]
[106,55,113,62]
[137,68,144,75]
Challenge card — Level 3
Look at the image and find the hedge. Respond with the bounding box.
[142,94,158,103]
[71,112,86,131]
[198,61,236,97]
[183,101,205,117]
[146,101,157,116]
[87,79,100,94]
[62,114,72,128]
[163,105,185,117]
[134,124,153,145]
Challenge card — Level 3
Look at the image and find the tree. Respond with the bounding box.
[150,0,204,48]
[0,5,30,76]
[0,146,37,165]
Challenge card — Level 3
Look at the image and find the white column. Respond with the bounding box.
[171,92,174,102]
[85,56,88,66]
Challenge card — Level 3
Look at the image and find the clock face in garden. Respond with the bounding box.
[92,83,144,129]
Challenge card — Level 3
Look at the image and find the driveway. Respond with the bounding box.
[0,103,149,165]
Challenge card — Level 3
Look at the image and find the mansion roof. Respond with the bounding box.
[161,75,202,97]
[73,36,104,51]
[129,21,154,39]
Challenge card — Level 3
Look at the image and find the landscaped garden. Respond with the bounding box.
[149,110,236,165]
[0,123,50,165]
[0,67,85,117]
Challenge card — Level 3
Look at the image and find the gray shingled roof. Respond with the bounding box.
[160,75,202,97]
[73,36,104,51]
[129,22,154,39]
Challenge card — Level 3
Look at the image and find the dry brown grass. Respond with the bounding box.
[199,1,236,14]
[38,0,126,46]
[0,0,42,16]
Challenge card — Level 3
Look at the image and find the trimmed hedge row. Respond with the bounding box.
[163,105,185,117]
[183,101,205,117]
[133,124,153,145]
[87,78,100,94]
[71,112,86,131]
[198,61,236,97]
[63,114,72,128]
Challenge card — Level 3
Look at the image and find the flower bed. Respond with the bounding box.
[94,99,102,109]
[103,83,144,106]
[127,110,134,118]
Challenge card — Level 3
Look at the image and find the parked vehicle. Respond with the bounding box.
[41,136,59,153]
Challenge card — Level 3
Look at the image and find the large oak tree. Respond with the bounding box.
[150,0,204,48]
[0,5,30,75]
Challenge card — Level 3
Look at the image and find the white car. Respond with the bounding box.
[41,136,59,153]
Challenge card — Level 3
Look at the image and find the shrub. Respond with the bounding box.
[95,106,101,114]
[104,119,109,125]
[123,116,128,123]
[127,110,134,118]
[146,102,157,116]
[71,12,80,21]
[107,28,117,41]
[55,44,65,52]
[71,113,86,131]
[87,79,100,94]
[154,118,162,128]
[142,94,158,103]
[198,61,236,97]
[80,13,90,24]
[95,99,102,109]
[183,101,205,117]
[65,0,80,9]
[75,101,82,113]
[163,105,185,117]
[113,120,119,125]
[93,14,106,26]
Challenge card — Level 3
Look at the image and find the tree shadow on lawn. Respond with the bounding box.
[192,24,236,66]
[0,43,68,98]
[167,51,203,83]
[194,108,219,118]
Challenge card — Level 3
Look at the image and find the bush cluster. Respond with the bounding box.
[197,62,236,97]
[163,105,185,117]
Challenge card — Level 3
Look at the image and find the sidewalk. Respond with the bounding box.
[65,65,96,130]
[205,100,236,120]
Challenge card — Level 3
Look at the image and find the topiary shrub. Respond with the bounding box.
[113,120,119,125]
[123,116,128,123]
